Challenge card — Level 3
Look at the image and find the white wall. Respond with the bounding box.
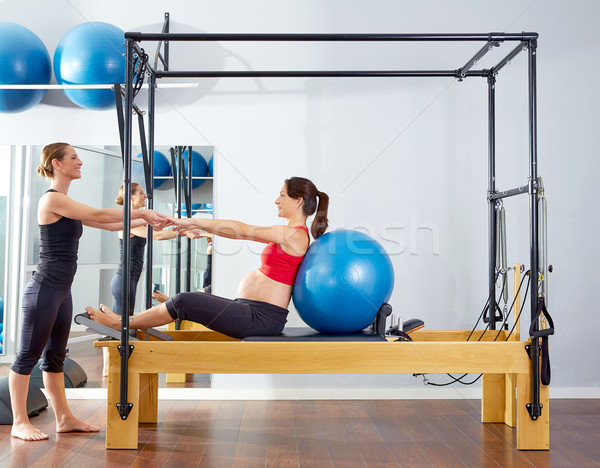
[1,0,598,396]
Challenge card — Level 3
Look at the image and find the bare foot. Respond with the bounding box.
[56,416,100,434]
[85,304,120,331]
[11,422,49,441]
[152,290,170,303]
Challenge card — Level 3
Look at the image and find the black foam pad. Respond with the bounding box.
[243,327,386,342]
[0,376,48,424]
[30,357,87,389]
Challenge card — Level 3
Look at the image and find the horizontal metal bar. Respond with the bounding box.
[153,69,491,79]
[125,32,539,43]
[0,83,199,90]
[489,184,529,201]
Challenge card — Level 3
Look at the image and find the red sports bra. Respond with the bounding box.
[258,226,309,285]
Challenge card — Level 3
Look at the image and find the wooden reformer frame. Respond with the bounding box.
[109,29,549,451]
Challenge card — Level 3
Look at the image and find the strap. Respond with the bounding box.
[113,83,125,163]
[529,296,554,385]
[394,331,413,342]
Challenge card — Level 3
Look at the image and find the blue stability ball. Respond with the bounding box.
[293,230,395,333]
[182,150,208,189]
[0,22,51,113]
[53,22,125,110]
[208,156,214,177]
[132,151,171,189]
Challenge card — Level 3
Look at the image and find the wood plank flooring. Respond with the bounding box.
[1,338,599,467]
[1,399,599,467]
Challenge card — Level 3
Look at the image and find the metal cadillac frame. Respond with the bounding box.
[111,30,551,450]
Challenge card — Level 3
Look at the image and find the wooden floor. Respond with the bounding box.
[1,339,599,467]
[1,399,599,467]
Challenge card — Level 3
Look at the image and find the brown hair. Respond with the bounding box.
[115,183,142,206]
[36,142,71,178]
[285,177,329,239]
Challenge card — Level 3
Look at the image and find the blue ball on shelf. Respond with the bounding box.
[132,151,171,189]
[293,230,395,333]
[181,150,208,189]
[53,22,126,110]
[0,22,51,113]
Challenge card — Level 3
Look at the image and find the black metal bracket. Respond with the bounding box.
[117,344,134,359]
[117,402,134,420]
[524,343,544,420]
[526,402,543,420]
[489,184,529,201]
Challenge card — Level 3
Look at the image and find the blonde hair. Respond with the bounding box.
[36,142,70,179]
[115,183,142,206]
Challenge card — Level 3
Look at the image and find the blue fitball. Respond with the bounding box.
[53,22,125,110]
[0,22,51,113]
[133,150,171,189]
[293,230,394,333]
[182,150,208,189]
[208,156,213,177]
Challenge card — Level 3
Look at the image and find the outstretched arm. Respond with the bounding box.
[168,217,309,255]
[130,226,202,240]
[83,218,148,232]
[40,192,171,230]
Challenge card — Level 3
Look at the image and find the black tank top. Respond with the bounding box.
[33,190,83,291]
[116,235,147,282]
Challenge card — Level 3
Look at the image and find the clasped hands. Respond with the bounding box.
[144,212,208,239]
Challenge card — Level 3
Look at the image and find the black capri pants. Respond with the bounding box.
[11,279,72,375]
[165,292,288,339]
[110,272,138,317]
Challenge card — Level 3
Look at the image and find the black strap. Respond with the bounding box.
[137,113,152,193]
[529,296,554,385]
[113,83,125,164]
[394,331,413,342]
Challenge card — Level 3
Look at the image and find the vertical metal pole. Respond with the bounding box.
[527,38,542,419]
[145,73,156,309]
[176,147,182,294]
[487,74,497,330]
[164,12,169,71]
[186,146,193,292]
[118,37,135,420]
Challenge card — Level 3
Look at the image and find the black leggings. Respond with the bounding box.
[165,292,288,339]
[110,273,138,317]
[11,279,72,375]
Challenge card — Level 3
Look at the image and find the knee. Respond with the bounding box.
[39,349,66,373]
[10,352,41,375]
[168,292,199,321]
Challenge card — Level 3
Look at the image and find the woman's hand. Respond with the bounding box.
[152,290,170,303]
[181,229,205,240]
[143,210,172,230]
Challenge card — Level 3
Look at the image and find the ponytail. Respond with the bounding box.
[285,177,329,239]
[311,191,329,239]
[115,182,141,206]
[37,142,70,179]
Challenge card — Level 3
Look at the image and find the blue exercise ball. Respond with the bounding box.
[208,156,214,177]
[0,22,51,113]
[293,230,394,333]
[53,22,125,110]
[203,203,213,215]
[182,150,208,189]
[0,296,3,323]
[132,150,171,189]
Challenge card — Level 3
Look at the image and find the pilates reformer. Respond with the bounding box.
[93,20,553,451]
